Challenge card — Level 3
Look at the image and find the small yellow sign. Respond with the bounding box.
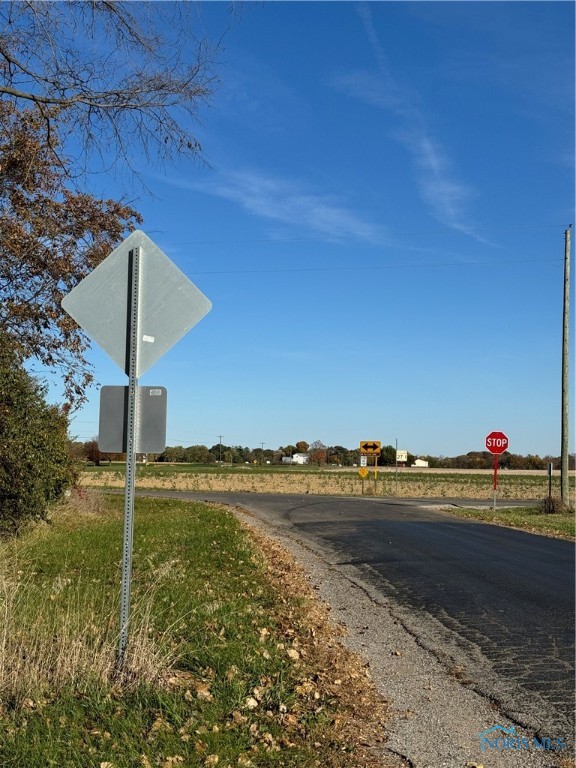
[358,467,369,478]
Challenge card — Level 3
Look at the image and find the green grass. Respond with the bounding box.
[444,505,575,539]
[0,495,378,768]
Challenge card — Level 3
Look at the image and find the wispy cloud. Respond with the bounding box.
[166,169,386,243]
[400,129,478,239]
[333,69,404,112]
[332,3,487,243]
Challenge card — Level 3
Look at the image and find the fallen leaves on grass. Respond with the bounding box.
[236,512,392,767]
[194,682,214,702]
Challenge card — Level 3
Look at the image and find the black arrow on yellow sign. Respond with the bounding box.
[360,441,381,455]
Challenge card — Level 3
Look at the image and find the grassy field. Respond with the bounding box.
[0,493,389,768]
[81,463,574,502]
[443,504,575,539]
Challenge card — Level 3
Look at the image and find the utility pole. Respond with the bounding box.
[561,226,571,507]
[218,435,223,465]
[260,442,265,465]
[395,437,398,496]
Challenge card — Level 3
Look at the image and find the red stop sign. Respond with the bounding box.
[485,431,509,455]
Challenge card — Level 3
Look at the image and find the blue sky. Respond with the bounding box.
[59,1,574,458]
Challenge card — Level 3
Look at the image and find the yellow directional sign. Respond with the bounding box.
[360,440,381,455]
[358,467,369,478]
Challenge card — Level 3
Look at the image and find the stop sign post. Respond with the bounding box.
[485,431,509,508]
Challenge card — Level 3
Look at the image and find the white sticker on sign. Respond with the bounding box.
[149,389,162,396]
[143,334,155,343]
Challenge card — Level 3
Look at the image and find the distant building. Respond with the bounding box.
[412,458,429,468]
[290,453,309,465]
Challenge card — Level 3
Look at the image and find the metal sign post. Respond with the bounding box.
[492,454,499,512]
[358,466,369,494]
[118,245,141,666]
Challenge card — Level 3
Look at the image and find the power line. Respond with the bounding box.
[184,257,562,277]
[162,223,567,247]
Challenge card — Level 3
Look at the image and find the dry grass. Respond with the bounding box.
[0,564,176,706]
[0,490,178,706]
[233,510,391,767]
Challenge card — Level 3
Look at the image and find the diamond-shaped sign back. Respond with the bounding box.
[62,230,211,377]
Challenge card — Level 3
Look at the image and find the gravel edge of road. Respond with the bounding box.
[230,502,573,768]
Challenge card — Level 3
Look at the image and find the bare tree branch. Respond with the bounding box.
[0,1,221,177]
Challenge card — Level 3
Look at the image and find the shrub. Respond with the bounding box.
[539,496,573,515]
[0,336,78,534]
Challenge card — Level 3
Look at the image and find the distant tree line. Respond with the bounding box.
[72,440,574,471]
[420,451,575,471]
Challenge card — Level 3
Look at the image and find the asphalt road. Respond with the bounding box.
[134,491,575,738]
